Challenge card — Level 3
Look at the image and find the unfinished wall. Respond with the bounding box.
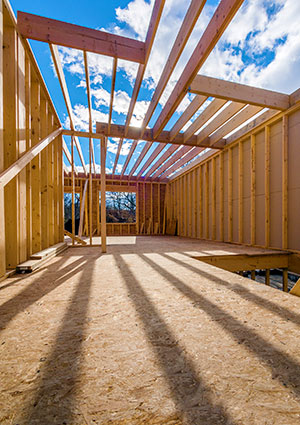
[166,106,300,252]
[0,0,63,278]
[64,177,166,236]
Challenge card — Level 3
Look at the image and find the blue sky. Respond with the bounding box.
[11,0,300,176]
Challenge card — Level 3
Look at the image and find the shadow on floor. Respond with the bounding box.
[115,253,237,425]
[140,253,300,400]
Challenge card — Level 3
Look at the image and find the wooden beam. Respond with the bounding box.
[0,127,62,189]
[96,121,222,148]
[108,58,117,133]
[152,0,244,138]
[128,141,152,177]
[71,136,75,246]
[282,115,288,250]
[265,126,270,248]
[101,137,107,253]
[144,144,178,178]
[238,141,243,243]
[84,51,96,175]
[207,105,263,147]
[136,144,165,178]
[228,148,233,242]
[152,146,191,179]
[140,0,207,135]
[50,44,87,175]
[63,137,78,174]
[17,11,146,63]
[251,134,256,246]
[0,1,4,277]
[219,151,224,241]
[190,74,290,110]
[159,147,204,178]
[290,87,300,106]
[197,101,245,145]
[183,98,227,143]
[169,95,207,141]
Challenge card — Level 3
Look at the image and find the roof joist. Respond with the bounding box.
[17,11,146,63]
[190,75,290,111]
[152,0,245,138]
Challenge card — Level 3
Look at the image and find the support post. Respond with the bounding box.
[282,268,288,293]
[238,141,243,243]
[265,126,270,248]
[228,148,233,242]
[0,1,5,277]
[251,134,256,245]
[282,115,288,250]
[101,136,107,253]
[71,136,75,246]
[89,138,92,245]
[265,269,270,286]
[251,270,255,281]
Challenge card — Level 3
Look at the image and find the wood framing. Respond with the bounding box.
[100,137,107,252]
[190,74,290,111]
[17,11,146,63]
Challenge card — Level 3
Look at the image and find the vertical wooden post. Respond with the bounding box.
[212,158,216,240]
[101,136,107,253]
[89,138,92,245]
[265,269,270,286]
[238,141,243,244]
[25,55,32,257]
[136,183,140,234]
[219,152,224,242]
[71,137,75,246]
[150,182,153,234]
[205,162,209,239]
[48,113,55,246]
[265,126,270,248]
[282,115,288,250]
[282,268,288,292]
[251,270,255,281]
[228,149,233,243]
[194,168,198,238]
[158,183,160,234]
[58,133,64,242]
[40,97,49,250]
[0,1,5,277]
[188,173,192,237]
[199,166,203,239]
[251,134,256,246]
[97,180,100,236]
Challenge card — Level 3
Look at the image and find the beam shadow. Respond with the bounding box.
[18,252,98,424]
[115,253,237,425]
[140,253,300,400]
[0,255,89,332]
[165,252,300,327]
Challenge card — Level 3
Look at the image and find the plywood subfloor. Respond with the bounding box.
[0,236,300,424]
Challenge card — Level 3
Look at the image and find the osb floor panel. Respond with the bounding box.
[0,236,299,425]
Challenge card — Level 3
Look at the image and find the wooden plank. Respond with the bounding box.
[251,134,256,246]
[207,105,263,147]
[141,0,207,134]
[89,138,92,245]
[160,147,204,178]
[205,162,209,239]
[228,148,233,243]
[50,44,87,175]
[64,230,87,245]
[144,145,178,178]
[58,132,64,242]
[128,141,152,177]
[96,120,223,149]
[0,1,5,277]
[71,136,75,246]
[197,101,245,145]
[183,98,227,143]
[17,11,146,63]
[47,113,55,246]
[197,254,289,272]
[0,127,62,189]
[136,144,165,178]
[282,115,288,250]
[212,158,216,240]
[265,126,270,248]
[78,178,88,237]
[265,269,270,286]
[108,58,117,133]
[101,137,107,253]
[238,141,243,243]
[25,54,32,257]
[152,0,244,138]
[84,51,96,175]
[190,74,290,110]
[219,152,224,241]
[40,97,49,250]
[282,268,288,293]
[169,95,207,141]
[152,146,191,179]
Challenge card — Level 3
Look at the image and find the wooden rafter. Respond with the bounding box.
[144,144,178,178]
[183,98,227,143]
[169,95,207,141]
[136,144,165,178]
[108,58,117,133]
[160,147,204,178]
[128,141,152,177]
[18,11,146,63]
[152,0,245,138]
[95,122,223,148]
[63,136,78,175]
[196,101,245,145]
[83,51,96,175]
[152,146,192,179]
[190,74,290,110]
[50,44,87,175]
[206,105,263,147]
[140,0,207,136]
[115,0,165,175]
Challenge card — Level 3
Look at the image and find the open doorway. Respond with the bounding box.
[64,192,80,234]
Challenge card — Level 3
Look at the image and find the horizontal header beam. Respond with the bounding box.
[95,122,223,149]
[190,75,290,110]
[17,11,146,63]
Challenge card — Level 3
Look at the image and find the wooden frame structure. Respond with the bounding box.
[1,0,300,282]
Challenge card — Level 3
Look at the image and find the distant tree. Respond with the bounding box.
[104,191,136,223]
